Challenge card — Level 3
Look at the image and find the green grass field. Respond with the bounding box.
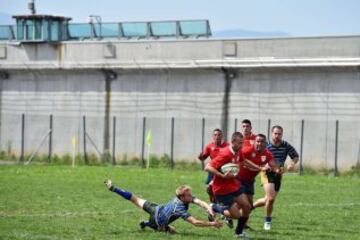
[1,165,359,240]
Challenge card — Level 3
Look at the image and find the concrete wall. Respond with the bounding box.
[0,35,359,170]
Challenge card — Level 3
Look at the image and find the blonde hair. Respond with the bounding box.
[175,185,192,197]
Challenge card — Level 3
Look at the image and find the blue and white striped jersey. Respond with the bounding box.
[154,197,194,228]
[266,140,299,167]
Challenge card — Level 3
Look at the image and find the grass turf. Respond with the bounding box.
[0,165,359,239]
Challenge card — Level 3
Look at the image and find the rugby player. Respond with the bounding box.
[205,132,250,238]
[253,125,299,230]
[104,181,222,233]
[198,128,229,202]
[241,119,256,148]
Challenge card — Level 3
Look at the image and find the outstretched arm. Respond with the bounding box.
[193,198,215,217]
[185,216,222,228]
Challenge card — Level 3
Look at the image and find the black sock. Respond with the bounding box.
[235,217,249,234]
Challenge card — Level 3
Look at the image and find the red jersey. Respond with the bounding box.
[202,141,229,160]
[243,134,256,148]
[238,146,274,181]
[209,146,243,195]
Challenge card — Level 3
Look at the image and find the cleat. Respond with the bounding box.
[263,221,271,231]
[222,216,233,229]
[104,179,113,190]
[140,221,146,229]
[208,213,215,222]
[234,232,250,239]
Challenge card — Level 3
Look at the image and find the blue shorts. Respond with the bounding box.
[205,172,214,185]
[239,179,255,195]
[214,189,242,208]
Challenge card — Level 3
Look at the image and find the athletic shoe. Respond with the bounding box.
[104,179,113,191]
[139,221,146,229]
[208,213,215,222]
[264,221,271,231]
[234,232,250,239]
[222,216,233,229]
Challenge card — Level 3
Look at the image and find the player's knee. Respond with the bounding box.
[266,195,276,204]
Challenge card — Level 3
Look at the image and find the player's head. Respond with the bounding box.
[241,119,252,136]
[212,128,223,145]
[271,125,283,143]
[255,134,267,152]
[176,185,193,203]
[231,131,243,152]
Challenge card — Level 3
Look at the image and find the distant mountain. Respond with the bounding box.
[212,28,290,38]
[0,12,14,25]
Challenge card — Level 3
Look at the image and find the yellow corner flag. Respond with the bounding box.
[71,137,77,147]
[146,129,152,146]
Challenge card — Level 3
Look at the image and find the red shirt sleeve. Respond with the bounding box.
[209,150,229,169]
[202,144,211,158]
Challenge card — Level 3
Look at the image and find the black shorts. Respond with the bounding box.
[239,179,255,195]
[260,170,282,192]
[214,189,242,208]
[142,201,158,230]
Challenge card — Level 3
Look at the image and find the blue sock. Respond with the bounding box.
[113,187,132,200]
[265,216,272,222]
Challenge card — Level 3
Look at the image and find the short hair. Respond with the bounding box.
[241,119,252,126]
[256,133,267,141]
[176,185,192,197]
[271,125,283,132]
[231,131,243,141]
[213,128,222,133]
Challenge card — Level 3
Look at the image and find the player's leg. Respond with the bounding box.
[253,170,269,209]
[104,179,146,209]
[233,193,251,237]
[263,182,277,230]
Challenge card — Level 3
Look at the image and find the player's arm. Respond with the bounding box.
[193,198,215,217]
[185,216,222,228]
[268,159,282,174]
[286,142,299,171]
[205,163,234,179]
[242,159,267,171]
[198,145,210,161]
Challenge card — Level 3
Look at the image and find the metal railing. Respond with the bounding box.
[0,19,212,41]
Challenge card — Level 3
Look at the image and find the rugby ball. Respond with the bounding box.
[220,163,239,176]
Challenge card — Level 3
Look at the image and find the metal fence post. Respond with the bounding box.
[234,118,238,132]
[19,113,25,162]
[299,119,304,175]
[201,117,205,170]
[112,116,116,165]
[141,117,146,168]
[334,120,339,176]
[48,114,53,163]
[83,116,88,165]
[170,117,175,169]
[267,119,271,141]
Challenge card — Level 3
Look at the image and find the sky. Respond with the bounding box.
[1,0,360,36]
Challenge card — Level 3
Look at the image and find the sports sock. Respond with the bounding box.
[235,217,248,234]
[265,216,272,222]
[113,187,132,200]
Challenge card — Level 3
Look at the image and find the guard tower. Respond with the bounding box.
[13,15,71,43]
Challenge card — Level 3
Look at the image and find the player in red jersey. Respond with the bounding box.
[198,128,229,202]
[239,134,277,206]
[238,134,278,233]
[241,119,257,148]
[205,132,251,238]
